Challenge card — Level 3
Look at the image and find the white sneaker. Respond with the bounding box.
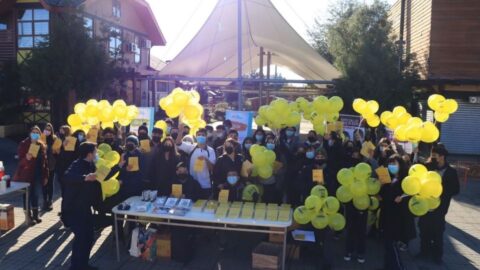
[344,253,352,261]
[357,255,365,264]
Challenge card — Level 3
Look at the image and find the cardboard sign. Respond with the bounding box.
[194,158,204,172]
[312,169,324,184]
[52,138,62,153]
[241,160,253,177]
[218,189,230,203]
[266,209,279,221]
[128,157,139,172]
[87,127,98,143]
[172,184,182,198]
[96,165,110,182]
[64,136,77,152]
[376,166,392,184]
[140,139,151,153]
[40,134,46,144]
[28,144,40,158]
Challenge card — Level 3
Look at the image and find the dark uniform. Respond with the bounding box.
[62,159,101,270]
[418,163,459,260]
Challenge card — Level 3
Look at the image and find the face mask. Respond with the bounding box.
[171,133,178,140]
[308,136,316,143]
[217,132,225,139]
[306,151,315,159]
[152,136,161,143]
[286,130,295,137]
[44,130,51,136]
[104,138,114,145]
[328,140,334,147]
[388,164,399,175]
[138,133,148,140]
[94,153,99,162]
[196,136,206,144]
[227,176,239,185]
[78,134,85,142]
[225,146,234,154]
[177,173,188,181]
[244,143,252,150]
[163,144,173,150]
[167,126,172,134]
[59,133,65,140]
[429,158,438,169]
[30,133,40,141]
[266,143,275,150]
[126,144,135,152]
[255,135,264,142]
[207,131,213,138]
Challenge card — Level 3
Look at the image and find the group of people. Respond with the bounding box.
[13,118,460,270]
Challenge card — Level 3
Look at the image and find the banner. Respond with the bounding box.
[339,114,364,141]
[130,107,155,134]
[225,110,254,143]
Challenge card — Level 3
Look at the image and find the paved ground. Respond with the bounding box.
[0,138,479,270]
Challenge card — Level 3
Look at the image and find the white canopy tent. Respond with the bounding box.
[158,0,340,81]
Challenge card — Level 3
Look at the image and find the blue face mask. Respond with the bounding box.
[255,134,264,142]
[286,130,295,137]
[227,176,239,185]
[388,164,399,175]
[78,134,85,142]
[244,143,252,150]
[306,151,315,159]
[266,143,275,150]
[196,136,206,144]
[30,133,40,141]
[167,126,172,134]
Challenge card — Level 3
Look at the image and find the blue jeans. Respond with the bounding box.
[23,177,43,210]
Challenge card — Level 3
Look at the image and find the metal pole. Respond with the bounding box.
[398,0,406,72]
[237,0,243,110]
[259,47,264,105]
[266,52,271,104]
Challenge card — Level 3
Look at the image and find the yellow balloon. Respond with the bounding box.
[350,180,368,197]
[337,168,354,186]
[329,96,344,112]
[294,206,312,225]
[397,112,412,125]
[369,196,380,210]
[426,196,441,210]
[421,121,439,143]
[312,213,329,229]
[425,171,442,183]
[184,104,202,120]
[407,117,423,126]
[328,213,346,231]
[104,151,120,164]
[173,91,190,107]
[353,194,370,210]
[336,185,353,203]
[442,99,458,114]
[166,105,182,118]
[366,178,381,195]
[113,100,127,108]
[101,121,114,129]
[366,115,380,127]
[434,111,449,123]
[402,176,421,195]
[305,195,322,211]
[408,195,429,216]
[323,196,340,214]
[310,185,329,199]
[409,164,428,177]
[427,94,445,111]
[392,106,407,117]
[394,124,408,141]
[385,115,398,130]
[354,162,372,180]
[352,98,367,114]
[98,143,112,154]
[419,180,443,198]
[113,105,127,119]
[406,124,422,142]
[126,105,139,119]
[366,100,379,114]
[97,100,111,110]
[74,103,86,115]
[67,114,82,127]
[380,111,392,126]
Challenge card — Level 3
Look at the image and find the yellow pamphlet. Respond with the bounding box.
[254,208,266,220]
[52,138,62,152]
[312,169,324,184]
[28,144,40,158]
[140,139,151,153]
[172,184,182,198]
[128,156,139,172]
[218,189,230,203]
[194,158,204,172]
[376,166,392,184]
[64,136,77,152]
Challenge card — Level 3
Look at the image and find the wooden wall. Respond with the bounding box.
[429,0,480,79]
[0,12,16,64]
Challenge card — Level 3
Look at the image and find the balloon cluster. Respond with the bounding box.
[336,163,381,211]
[67,99,139,132]
[293,185,346,231]
[255,98,301,129]
[159,87,206,134]
[402,164,443,216]
[380,106,439,143]
[427,94,458,123]
[352,98,380,127]
[249,144,276,179]
[95,143,121,200]
[308,96,344,135]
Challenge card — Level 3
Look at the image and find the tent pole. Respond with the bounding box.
[266,51,271,103]
[259,46,264,105]
[237,0,243,110]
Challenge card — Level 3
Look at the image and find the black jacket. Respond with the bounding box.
[212,154,243,188]
[171,176,202,201]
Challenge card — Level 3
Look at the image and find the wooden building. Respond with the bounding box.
[0,0,166,123]
[389,0,480,155]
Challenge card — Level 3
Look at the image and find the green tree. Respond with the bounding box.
[309,0,419,112]
[0,60,23,125]
[20,12,125,126]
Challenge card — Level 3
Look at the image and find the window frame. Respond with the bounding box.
[108,26,122,58]
[83,16,94,38]
[134,36,141,64]
[17,8,50,49]
[112,0,121,18]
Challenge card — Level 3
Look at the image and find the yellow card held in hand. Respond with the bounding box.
[172,184,182,198]
[241,160,253,177]
[376,166,392,184]
[64,136,77,152]
[335,121,344,132]
[360,145,371,158]
[312,169,324,184]
[140,140,151,153]
[87,127,98,143]
[194,158,204,172]
[28,144,40,158]
[128,157,139,172]
[218,189,230,203]
[326,123,336,133]
[52,138,62,152]
[96,165,110,181]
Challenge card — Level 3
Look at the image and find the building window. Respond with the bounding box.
[109,26,122,58]
[17,8,49,48]
[84,17,93,38]
[0,17,8,30]
[112,0,121,18]
[134,36,141,64]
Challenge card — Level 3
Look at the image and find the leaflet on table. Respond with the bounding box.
[215,203,229,218]
[227,206,241,219]
[204,200,219,213]
[192,200,207,211]
[241,205,254,219]
[164,197,179,209]
[154,197,167,207]
[176,199,192,210]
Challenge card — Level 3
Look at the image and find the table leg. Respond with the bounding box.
[282,227,287,270]
[114,213,120,262]
[25,187,29,226]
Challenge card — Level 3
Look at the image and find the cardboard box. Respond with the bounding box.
[268,227,284,243]
[156,232,171,259]
[0,204,14,231]
[252,242,283,270]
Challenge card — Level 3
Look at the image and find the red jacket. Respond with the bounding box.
[13,138,49,186]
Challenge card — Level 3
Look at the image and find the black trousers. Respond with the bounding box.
[70,216,94,270]
[43,170,55,204]
[419,215,445,259]
[384,239,404,270]
[345,205,367,255]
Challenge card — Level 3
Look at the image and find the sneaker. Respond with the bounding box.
[398,242,408,252]
[357,255,365,264]
[343,253,352,261]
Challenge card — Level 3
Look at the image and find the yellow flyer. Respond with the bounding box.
[218,189,230,203]
[52,138,62,153]
[241,160,253,177]
[64,136,77,152]
[87,127,98,143]
[128,156,139,172]
[96,165,110,181]
[194,158,204,172]
[312,169,324,184]
[376,166,392,184]
[278,209,291,222]
[140,139,151,153]
[172,184,182,198]
[254,208,266,220]
[28,144,40,158]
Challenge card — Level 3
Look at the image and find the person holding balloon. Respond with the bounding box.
[241,136,254,162]
[176,124,217,200]
[253,128,266,146]
[323,131,344,195]
[260,134,285,204]
[101,127,123,155]
[417,144,459,264]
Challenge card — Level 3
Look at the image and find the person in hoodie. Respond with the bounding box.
[118,135,146,199]
[304,130,322,150]
[101,127,123,155]
[55,128,83,200]
[42,123,58,211]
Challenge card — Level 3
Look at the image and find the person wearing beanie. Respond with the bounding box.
[13,126,49,225]
[102,127,123,155]
[118,135,145,199]
[138,124,150,141]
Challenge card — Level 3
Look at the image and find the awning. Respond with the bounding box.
[158,0,340,81]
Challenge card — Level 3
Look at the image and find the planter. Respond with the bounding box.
[0,124,26,138]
